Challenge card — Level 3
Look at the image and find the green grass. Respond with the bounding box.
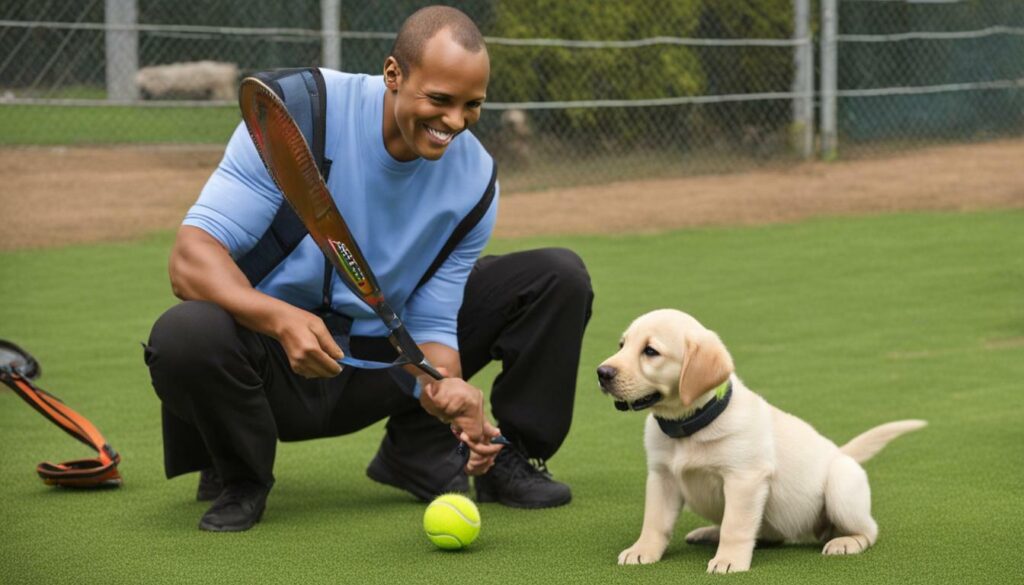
[1,210,1022,585]
[0,105,240,145]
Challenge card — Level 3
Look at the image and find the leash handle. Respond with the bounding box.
[1,369,122,488]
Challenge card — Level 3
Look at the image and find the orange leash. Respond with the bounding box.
[0,341,122,488]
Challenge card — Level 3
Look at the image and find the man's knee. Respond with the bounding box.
[529,247,593,302]
[146,301,242,379]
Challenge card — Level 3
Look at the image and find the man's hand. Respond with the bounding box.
[268,304,344,378]
[419,376,503,475]
[461,420,503,475]
[169,226,343,379]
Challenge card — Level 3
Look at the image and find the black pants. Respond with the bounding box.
[145,248,593,491]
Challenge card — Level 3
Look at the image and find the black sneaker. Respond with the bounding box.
[475,446,572,509]
[198,481,270,532]
[196,468,224,502]
[366,452,469,502]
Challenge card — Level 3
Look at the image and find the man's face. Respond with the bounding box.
[383,30,490,161]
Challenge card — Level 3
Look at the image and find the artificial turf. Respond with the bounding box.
[0,210,1021,584]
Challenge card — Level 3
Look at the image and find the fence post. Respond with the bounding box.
[105,0,138,101]
[820,0,838,160]
[321,0,341,70]
[792,0,814,159]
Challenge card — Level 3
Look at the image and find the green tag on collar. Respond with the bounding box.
[714,379,730,400]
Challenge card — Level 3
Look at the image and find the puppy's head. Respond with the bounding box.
[597,309,734,417]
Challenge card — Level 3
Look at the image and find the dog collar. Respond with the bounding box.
[655,380,732,438]
[614,392,662,411]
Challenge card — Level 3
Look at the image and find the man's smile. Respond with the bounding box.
[424,124,455,145]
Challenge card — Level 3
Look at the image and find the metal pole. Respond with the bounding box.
[792,0,814,159]
[321,0,341,70]
[105,0,138,100]
[820,0,838,160]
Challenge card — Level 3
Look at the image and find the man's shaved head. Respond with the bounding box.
[390,6,486,74]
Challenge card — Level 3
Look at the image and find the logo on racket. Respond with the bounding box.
[328,238,367,287]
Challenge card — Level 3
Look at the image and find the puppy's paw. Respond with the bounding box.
[685,525,720,544]
[617,541,665,565]
[822,535,870,556]
[706,554,751,574]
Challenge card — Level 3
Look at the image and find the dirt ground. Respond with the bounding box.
[1,139,1022,250]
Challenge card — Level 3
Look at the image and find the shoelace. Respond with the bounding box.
[498,447,552,481]
[530,458,552,477]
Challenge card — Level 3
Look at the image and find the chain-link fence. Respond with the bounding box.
[834,0,1024,157]
[1,0,1022,192]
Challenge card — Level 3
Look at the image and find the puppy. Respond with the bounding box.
[597,309,925,573]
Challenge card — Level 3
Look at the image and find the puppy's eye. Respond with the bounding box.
[643,346,660,357]
[618,340,624,349]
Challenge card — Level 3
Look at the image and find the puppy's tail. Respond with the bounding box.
[839,420,927,464]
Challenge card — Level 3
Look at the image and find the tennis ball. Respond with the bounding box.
[423,493,481,550]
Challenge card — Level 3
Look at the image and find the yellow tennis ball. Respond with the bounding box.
[423,494,481,550]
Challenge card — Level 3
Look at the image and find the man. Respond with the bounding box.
[144,6,593,532]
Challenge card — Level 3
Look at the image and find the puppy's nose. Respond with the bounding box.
[597,365,618,382]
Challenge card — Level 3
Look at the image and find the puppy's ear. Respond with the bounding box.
[678,329,734,407]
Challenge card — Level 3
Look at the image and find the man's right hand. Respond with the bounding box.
[419,377,503,474]
[268,304,344,378]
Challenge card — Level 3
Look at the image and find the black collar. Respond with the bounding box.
[655,381,732,438]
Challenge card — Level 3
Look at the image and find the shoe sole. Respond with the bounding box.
[476,487,572,509]
[198,508,264,532]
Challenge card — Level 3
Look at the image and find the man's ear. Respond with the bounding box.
[678,329,734,407]
[383,57,402,91]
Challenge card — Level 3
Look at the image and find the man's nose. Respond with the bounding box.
[442,107,466,132]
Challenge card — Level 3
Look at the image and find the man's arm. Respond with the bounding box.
[169,225,343,378]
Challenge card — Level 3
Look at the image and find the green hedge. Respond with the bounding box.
[486,0,705,150]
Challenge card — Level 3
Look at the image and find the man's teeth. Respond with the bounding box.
[426,126,453,143]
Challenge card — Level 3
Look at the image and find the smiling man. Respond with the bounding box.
[383,14,490,161]
[144,6,593,532]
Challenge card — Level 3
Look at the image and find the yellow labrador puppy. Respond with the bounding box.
[597,309,925,574]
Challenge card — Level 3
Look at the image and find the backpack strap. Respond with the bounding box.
[236,67,331,286]
[326,160,497,369]
[416,160,498,289]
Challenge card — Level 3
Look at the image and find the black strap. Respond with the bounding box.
[236,68,331,286]
[417,161,498,289]
[655,383,733,438]
[322,161,496,364]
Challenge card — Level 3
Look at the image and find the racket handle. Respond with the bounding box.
[412,358,444,381]
[378,304,445,380]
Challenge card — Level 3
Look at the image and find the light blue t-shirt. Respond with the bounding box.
[183,70,498,358]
